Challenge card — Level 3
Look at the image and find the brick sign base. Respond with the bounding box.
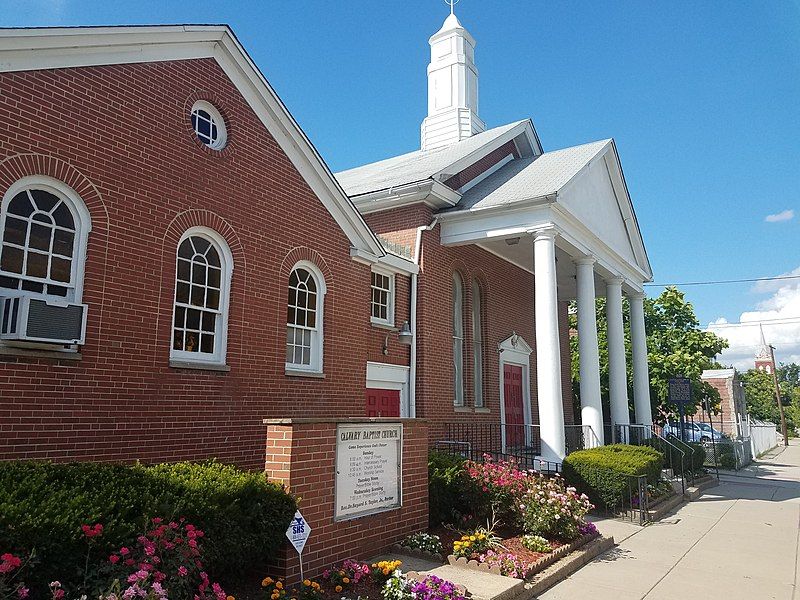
[264,418,429,581]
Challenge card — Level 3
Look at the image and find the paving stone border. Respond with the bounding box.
[523,535,616,597]
[444,531,601,578]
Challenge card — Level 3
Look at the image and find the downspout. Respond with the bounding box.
[410,216,439,418]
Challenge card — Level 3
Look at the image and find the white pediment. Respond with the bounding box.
[498,332,532,355]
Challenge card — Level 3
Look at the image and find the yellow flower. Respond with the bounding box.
[461,535,469,541]
[469,536,476,541]
[343,578,350,584]
[227,597,235,600]
[335,586,342,593]
[303,580,311,587]
[262,578,274,587]
[275,582,283,590]
[271,594,279,600]
[382,568,389,575]
[311,583,320,590]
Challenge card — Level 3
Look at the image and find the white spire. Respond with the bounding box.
[756,324,771,360]
[420,5,485,150]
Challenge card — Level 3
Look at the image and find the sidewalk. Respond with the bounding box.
[539,440,800,600]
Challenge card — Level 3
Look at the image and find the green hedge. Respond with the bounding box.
[428,451,486,526]
[0,460,296,593]
[562,444,664,509]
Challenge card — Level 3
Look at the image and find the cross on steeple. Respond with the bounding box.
[446,0,460,15]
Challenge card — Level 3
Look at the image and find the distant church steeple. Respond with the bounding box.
[755,324,775,374]
[420,2,485,151]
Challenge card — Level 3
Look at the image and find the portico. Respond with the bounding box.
[435,136,654,463]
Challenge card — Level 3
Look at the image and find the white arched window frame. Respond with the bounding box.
[285,260,326,374]
[170,226,233,366]
[0,175,91,304]
[190,101,228,151]
[453,272,464,407]
[472,279,484,408]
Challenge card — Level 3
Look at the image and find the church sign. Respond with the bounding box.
[334,423,402,520]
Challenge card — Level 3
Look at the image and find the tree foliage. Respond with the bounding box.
[570,287,729,424]
[741,364,800,434]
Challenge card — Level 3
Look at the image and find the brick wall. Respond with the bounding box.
[0,59,409,468]
[265,418,428,581]
[442,140,519,190]
[367,205,576,443]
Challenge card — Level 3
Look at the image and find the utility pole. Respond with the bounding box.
[768,344,789,446]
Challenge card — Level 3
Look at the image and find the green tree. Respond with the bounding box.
[744,363,800,435]
[570,287,729,424]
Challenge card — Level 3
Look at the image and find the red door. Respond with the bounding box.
[503,364,525,447]
[366,389,401,417]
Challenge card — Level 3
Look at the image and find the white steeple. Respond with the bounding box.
[420,6,485,151]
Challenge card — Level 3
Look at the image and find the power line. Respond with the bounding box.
[707,317,800,328]
[645,274,800,287]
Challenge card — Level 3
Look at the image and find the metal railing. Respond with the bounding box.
[617,423,689,497]
[437,422,593,473]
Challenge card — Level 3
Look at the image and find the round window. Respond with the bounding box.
[190,101,227,150]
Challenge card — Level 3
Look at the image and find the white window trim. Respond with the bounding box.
[0,175,92,304]
[285,259,326,374]
[472,279,484,408]
[169,226,233,366]
[370,266,395,327]
[190,100,228,151]
[453,272,464,407]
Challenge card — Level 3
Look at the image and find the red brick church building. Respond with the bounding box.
[0,13,654,468]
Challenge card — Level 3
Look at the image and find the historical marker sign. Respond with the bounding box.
[335,422,402,520]
[668,377,692,406]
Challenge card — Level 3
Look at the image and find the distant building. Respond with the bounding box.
[755,325,776,374]
[701,369,747,437]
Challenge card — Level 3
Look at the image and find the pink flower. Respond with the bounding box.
[178,566,188,577]
[110,554,120,564]
[120,547,130,556]
[17,587,29,599]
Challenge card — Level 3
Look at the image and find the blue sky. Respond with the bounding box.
[3,1,800,365]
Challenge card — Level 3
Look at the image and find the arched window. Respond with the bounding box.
[453,272,464,406]
[0,177,90,302]
[472,279,484,408]
[171,228,232,365]
[286,262,325,373]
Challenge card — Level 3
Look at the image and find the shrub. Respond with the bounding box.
[400,532,443,555]
[562,444,664,509]
[685,442,706,473]
[428,452,486,526]
[521,475,593,540]
[465,455,532,527]
[520,535,551,553]
[477,551,535,579]
[0,460,296,595]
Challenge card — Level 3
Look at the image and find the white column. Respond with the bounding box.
[533,229,566,462]
[629,292,653,429]
[606,277,630,439]
[575,258,604,447]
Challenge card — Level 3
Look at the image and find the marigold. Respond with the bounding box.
[342,577,350,584]
[303,580,311,587]
[335,586,342,593]
[275,582,283,590]
[262,577,273,587]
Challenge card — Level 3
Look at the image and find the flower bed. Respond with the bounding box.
[424,454,599,582]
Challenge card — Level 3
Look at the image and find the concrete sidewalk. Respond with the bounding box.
[539,440,800,600]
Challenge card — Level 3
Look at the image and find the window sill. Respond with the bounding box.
[169,359,230,372]
[474,407,491,414]
[285,369,326,379]
[0,346,81,361]
[454,406,472,413]
[370,320,397,331]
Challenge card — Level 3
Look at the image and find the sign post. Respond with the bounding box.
[285,510,311,582]
[669,377,692,441]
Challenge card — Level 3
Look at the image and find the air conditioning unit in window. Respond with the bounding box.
[0,296,87,345]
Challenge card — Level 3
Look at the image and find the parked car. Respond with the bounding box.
[663,422,723,442]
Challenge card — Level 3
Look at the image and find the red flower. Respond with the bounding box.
[109,554,120,564]
[81,523,103,538]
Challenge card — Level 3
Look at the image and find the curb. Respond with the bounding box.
[522,535,616,597]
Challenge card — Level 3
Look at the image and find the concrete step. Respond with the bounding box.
[423,565,525,600]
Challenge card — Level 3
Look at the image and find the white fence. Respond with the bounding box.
[748,418,778,458]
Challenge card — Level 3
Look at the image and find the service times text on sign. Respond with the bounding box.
[334,423,402,520]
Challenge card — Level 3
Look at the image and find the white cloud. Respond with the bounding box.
[706,267,800,370]
[765,209,794,223]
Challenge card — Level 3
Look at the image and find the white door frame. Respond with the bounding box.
[366,361,411,417]
[498,333,533,453]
